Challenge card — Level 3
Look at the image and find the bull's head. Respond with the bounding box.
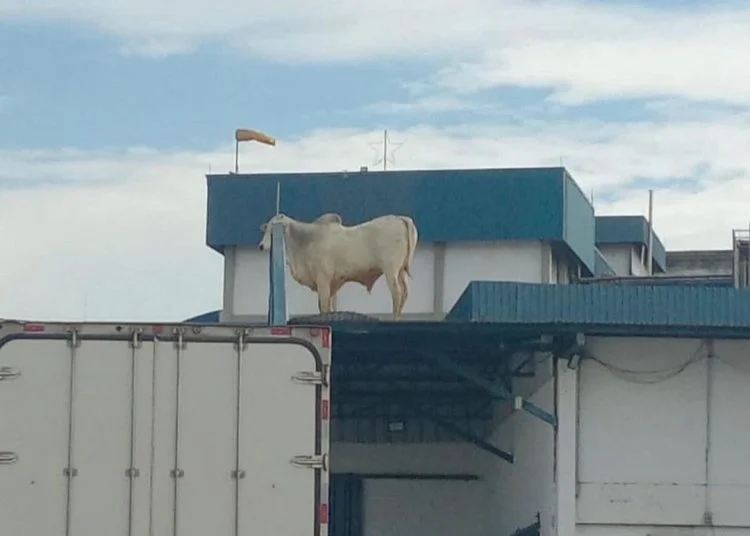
[258,213,288,251]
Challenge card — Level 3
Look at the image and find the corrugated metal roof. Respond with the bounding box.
[447,281,750,328]
[205,166,597,274]
[582,274,733,288]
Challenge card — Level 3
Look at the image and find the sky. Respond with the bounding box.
[1,0,750,322]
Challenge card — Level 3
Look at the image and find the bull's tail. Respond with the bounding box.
[399,216,418,277]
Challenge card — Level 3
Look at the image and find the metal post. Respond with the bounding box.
[234,140,239,173]
[268,222,288,326]
[647,189,654,275]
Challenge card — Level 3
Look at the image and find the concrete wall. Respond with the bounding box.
[330,443,490,536]
[666,250,733,276]
[577,336,750,534]
[597,244,649,276]
[222,241,576,319]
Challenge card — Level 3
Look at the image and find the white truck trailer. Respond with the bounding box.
[0,319,332,536]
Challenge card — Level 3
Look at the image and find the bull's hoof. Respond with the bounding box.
[288,311,380,324]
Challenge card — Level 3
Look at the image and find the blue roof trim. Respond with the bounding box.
[594,247,616,276]
[448,281,750,327]
[205,167,596,274]
[563,171,596,273]
[595,215,667,271]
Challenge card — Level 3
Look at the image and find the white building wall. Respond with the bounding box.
[577,336,750,536]
[224,241,575,319]
[597,244,648,276]
[483,361,579,536]
[485,377,556,536]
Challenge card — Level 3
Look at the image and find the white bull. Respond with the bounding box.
[258,212,418,319]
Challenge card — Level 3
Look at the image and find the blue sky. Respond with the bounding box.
[1,0,749,320]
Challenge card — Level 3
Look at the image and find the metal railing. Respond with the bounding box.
[732,228,750,288]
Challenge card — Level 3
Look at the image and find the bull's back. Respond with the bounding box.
[354,218,410,267]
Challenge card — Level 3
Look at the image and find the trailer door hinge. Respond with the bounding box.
[231,469,246,480]
[291,371,326,386]
[125,467,140,478]
[170,468,184,479]
[67,329,81,349]
[129,328,143,349]
[0,366,21,381]
[0,451,18,465]
[290,454,327,471]
[63,467,78,477]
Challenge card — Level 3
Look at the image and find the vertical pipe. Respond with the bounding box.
[704,340,714,524]
[732,230,739,288]
[171,331,184,536]
[127,331,139,536]
[234,141,239,173]
[64,331,79,536]
[432,243,446,318]
[268,223,288,326]
[276,182,281,215]
[647,189,654,275]
[233,334,244,536]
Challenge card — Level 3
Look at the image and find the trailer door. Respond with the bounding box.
[0,323,331,536]
[0,332,152,536]
[150,331,330,536]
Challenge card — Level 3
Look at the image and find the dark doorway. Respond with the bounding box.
[329,474,364,536]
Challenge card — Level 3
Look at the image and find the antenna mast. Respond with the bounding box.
[369,129,404,170]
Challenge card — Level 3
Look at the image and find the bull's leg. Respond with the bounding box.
[316,279,332,314]
[384,272,402,320]
[397,268,409,317]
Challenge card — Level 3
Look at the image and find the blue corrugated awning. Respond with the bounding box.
[447,281,750,331]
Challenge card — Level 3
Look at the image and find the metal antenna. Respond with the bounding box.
[368,129,404,170]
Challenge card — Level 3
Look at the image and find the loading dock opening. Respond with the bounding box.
[309,319,583,536]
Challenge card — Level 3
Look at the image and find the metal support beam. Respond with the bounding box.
[556,333,586,369]
[267,222,287,326]
[430,354,558,428]
[511,351,538,377]
[428,414,514,463]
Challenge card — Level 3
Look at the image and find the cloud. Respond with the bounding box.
[2,111,750,321]
[362,95,486,115]
[3,0,750,109]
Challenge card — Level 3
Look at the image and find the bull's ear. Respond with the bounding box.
[260,223,267,232]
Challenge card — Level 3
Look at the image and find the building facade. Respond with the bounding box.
[192,166,750,536]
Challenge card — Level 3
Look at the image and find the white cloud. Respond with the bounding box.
[2,113,750,321]
[2,0,750,107]
[363,95,483,115]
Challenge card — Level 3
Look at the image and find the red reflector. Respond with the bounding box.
[23,323,45,332]
[319,503,329,524]
[152,325,164,334]
[321,328,330,348]
[271,326,292,336]
[321,399,329,420]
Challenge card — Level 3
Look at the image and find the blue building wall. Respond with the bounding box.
[563,171,596,271]
[595,215,667,271]
[205,166,597,273]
